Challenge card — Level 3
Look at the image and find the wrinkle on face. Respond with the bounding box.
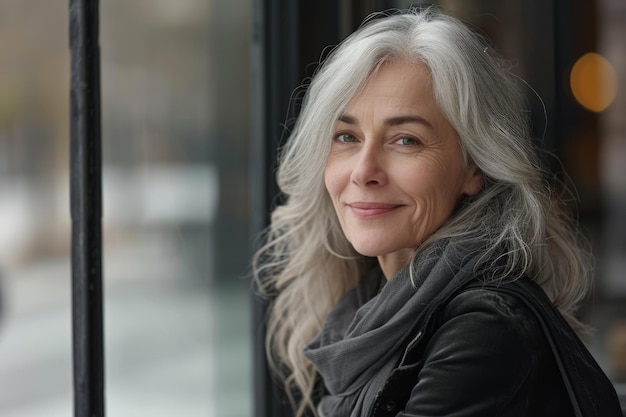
[324,60,483,278]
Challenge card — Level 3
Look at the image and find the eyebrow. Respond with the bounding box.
[338,114,433,129]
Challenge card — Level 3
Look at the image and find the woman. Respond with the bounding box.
[253,8,622,417]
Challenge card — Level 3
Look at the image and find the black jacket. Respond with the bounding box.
[368,278,622,417]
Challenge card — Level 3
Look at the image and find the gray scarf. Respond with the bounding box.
[304,239,488,417]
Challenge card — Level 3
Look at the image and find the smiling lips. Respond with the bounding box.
[348,202,402,218]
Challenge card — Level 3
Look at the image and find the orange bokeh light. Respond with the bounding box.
[570,52,617,112]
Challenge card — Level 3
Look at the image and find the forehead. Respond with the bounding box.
[340,59,451,131]
[344,60,435,113]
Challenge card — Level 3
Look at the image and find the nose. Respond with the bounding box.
[350,143,387,187]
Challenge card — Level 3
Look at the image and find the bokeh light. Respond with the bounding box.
[570,52,618,112]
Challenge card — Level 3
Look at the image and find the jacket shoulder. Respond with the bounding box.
[441,278,624,417]
[442,280,543,328]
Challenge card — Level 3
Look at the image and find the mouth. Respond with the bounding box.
[348,202,402,218]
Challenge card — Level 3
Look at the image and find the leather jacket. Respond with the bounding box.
[367,278,622,417]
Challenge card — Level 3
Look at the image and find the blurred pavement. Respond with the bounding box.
[0,231,232,417]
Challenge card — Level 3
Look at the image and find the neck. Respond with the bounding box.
[378,249,414,280]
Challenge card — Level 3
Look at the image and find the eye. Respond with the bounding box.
[394,136,421,146]
[335,133,357,143]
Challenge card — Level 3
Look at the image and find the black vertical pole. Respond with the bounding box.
[69,1,105,416]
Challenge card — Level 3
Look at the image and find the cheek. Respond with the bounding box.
[403,166,464,214]
[431,170,471,216]
[323,167,334,196]
[324,160,345,197]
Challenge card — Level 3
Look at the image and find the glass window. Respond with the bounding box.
[0,1,253,416]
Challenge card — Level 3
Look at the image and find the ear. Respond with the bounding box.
[462,164,484,196]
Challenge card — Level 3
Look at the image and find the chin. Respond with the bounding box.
[354,250,383,258]
[349,242,391,258]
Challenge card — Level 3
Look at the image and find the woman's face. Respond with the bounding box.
[324,60,482,278]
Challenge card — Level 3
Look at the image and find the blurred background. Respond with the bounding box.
[0,0,624,416]
[0,0,250,416]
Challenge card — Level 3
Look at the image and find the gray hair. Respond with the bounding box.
[253,8,592,417]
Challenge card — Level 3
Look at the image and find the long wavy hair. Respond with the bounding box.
[253,8,592,417]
